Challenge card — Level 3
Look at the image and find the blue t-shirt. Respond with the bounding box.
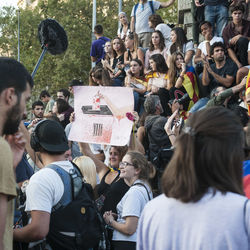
[90,36,110,63]
[16,154,34,183]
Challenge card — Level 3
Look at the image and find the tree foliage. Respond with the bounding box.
[0,0,177,99]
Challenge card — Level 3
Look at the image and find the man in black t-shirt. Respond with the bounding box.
[202,42,238,95]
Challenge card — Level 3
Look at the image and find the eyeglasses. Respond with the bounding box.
[119,161,133,168]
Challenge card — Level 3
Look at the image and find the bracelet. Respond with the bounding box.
[179,75,184,81]
[204,40,210,43]
[168,133,175,137]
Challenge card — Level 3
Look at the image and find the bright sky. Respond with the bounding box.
[0,0,18,8]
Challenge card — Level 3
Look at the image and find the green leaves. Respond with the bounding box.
[0,0,177,99]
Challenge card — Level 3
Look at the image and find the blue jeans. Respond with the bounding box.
[133,91,146,115]
[189,97,209,113]
[205,5,228,37]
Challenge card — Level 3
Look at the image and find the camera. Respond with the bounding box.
[177,93,190,105]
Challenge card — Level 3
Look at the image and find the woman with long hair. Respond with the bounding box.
[137,106,250,250]
[103,151,154,250]
[167,51,199,115]
[125,59,147,113]
[144,30,168,72]
[148,14,172,50]
[167,27,194,66]
[91,66,113,86]
[117,12,130,41]
[73,156,97,189]
[111,37,127,86]
[52,98,73,128]
[146,54,172,116]
[124,32,144,68]
[103,41,113,66]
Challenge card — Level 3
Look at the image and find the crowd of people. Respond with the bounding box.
[1,0,250,250]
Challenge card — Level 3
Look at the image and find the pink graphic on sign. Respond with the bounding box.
[92,91,101,111]
[68,86,134,146]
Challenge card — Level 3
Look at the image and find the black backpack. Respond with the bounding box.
[46,163,110,250]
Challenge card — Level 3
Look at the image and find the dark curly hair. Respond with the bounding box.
[111,37,126,58]
[149,30,165,52]
[148,14,164,28]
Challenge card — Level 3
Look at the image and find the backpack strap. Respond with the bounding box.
[244,198,249,237]
[133,3,139,25]
[47,163,83,212]
[120,24,123,34]
[149,0,155,14]
[132,182,151,201]
[133,1,155,28]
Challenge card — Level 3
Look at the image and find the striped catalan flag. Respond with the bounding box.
[183,71,199,111]
[246,70,250,116]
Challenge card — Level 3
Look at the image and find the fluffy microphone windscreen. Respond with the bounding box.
[38,18,68,55]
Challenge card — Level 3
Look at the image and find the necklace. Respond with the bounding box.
[108,166,120,173]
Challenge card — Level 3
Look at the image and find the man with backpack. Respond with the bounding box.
[130,0,175,48]
[13,120,105,250]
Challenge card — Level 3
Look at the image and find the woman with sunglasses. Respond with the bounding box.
[103,151,154,250]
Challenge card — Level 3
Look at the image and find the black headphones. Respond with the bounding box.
[30,119,47,152]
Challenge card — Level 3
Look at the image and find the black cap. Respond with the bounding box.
[36,120,69,152]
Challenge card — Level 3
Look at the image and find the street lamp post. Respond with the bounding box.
[17,9,20,62]
[118,0,122,30]
[91,0,96,68]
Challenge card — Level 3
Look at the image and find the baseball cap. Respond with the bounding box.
[36,120,69,152]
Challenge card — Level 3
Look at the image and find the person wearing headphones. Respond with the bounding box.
[13,120,72,248]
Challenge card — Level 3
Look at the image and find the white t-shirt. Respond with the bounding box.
[155,23,172,50]
[25,161,74,213]
[131,1,161,34]
[117,26,130,40]
[137,190,250,250]
[168,41,194,66]
[112,180,153,242]
[198,36,224,56]
[168,40,194,56]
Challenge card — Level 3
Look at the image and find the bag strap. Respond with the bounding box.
[149,1,155,14]
[132,182,151,201]
[46,163,83,212]
[244,198,249,238]
[133,3,139,25]
[120,24,123,34]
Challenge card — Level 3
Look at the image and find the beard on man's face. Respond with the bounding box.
[3,102,22,135]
